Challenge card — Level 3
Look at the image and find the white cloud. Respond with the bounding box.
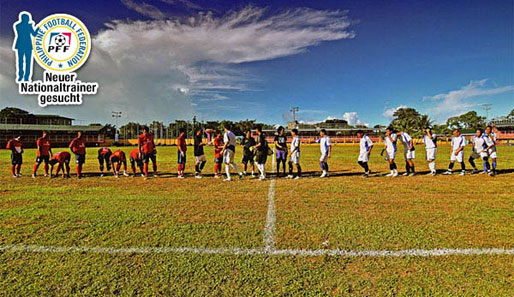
[0,6,355,124]
[383,105,408,119]
[342,111,368,127]
[121,0,166,19]
[424,79,514,123]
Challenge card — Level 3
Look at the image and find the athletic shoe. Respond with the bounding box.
[123,172,129,177]
[100,173,104,177]
[471,169,479,174]
[392,170,398,177]
[361,173,368,178]
[293,176,300,180]
[251,172,255,177]
[13,175,18,178]
[385,171,393,177]
[223,177,231,182]
[459,171,465,176]
[32,174,36,178]
[178,175,185,179]
[320,171,327,178]
[402,172,409,176]
[259,175,266,181]
[442,171,452,175]
[195,175,202,179]
[239,173,244,179]
[408,172,415,176]
[488,172,495,176]
[44,174,48,177]
[479,171,487,174]
[287,175,294,179]
[214,174,220,179]
[141,174,145,177]
[430,171,437,176]
[115,175,119,178]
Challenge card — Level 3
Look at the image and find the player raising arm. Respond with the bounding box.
[357,130,373,178]
[423,128,437,175]
[6,136,23,178]
[32,131,52,178]
[49,151,71,178]
[69,131,86,179]
[443,129,466,176]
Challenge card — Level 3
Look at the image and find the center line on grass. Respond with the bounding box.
[264,179,277,251]
[1,244,513,257]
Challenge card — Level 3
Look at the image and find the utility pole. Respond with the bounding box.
[290,106,299,123]
[482,104,492,121]
[112,111,122,143]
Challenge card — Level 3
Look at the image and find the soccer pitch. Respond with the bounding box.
[1,145,513,296]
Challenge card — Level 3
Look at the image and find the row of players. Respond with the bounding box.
[5,124,499,180]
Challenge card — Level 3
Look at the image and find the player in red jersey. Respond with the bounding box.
[49,151,71,178]
[110,149,129,178]
[177,128,187,178]
[129,148,144,177]
[97,147,112,177]
[6,136,23,178]
[138,127,157,178]
[213,131,224,178]
[32,131,52,178]
[69,131,86,179]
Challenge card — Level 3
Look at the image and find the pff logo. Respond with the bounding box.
[13,11,98,106]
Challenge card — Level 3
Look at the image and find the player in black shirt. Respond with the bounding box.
[274,126,288,177]
[194,128,207,178]
[241,130,256,177]
[254,126,268,180]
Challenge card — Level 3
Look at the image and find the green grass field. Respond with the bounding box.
[1,144,513,296]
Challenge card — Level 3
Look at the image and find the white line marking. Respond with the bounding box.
[1,244,513,257]
[264,179,276,251]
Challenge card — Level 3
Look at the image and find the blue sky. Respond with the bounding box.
[0,0,512,126]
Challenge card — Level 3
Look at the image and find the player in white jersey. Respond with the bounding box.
[221,124,243,181]
[382,127,398,177]
[443,129,466,175]
[485,125,498,175]
[287,128,302,179]
[316,129,331,178]
[468,128,491,174]
[422,128,437,175]
[397,131,416,176]
[357,130,373,178]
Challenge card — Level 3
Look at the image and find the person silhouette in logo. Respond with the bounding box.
[12,12,39,82]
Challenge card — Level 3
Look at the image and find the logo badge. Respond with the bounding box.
[33,13,91,72]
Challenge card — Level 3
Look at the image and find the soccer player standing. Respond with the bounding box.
[69,131,86,179]
[254,126,268,180]
[287,128,301,179]
[443,129,466,176]
[222,124,243,181]
[32,131,52,178]
[6,136,23,178]
[397,131,416,176]
[49,151,71,178]
[177,128,187,178]
[241,130,256,177]
[194,128,207,178]
[468,128,490,175]
[317,129,331,178]
[97,147,112,177]
[382,127,398,177]
[138,127,157,178]
[357,130,373,178]
[422,128,437,175]
[484,125,498,176]
[110,149,129,178]
[213,131,224,178]
[274,126,288,177]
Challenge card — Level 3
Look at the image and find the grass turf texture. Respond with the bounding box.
[1,145,513,296]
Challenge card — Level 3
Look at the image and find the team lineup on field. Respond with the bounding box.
[5,123,503,179]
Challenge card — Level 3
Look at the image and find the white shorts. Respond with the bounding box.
[290,151,300,164]
[470,151,488,160]
[358,151,369,162]
[195,155,206,164]
[385,149,396,161]
[450,151,464,163]
[404,149,415,160]
[425,148,436,161]
[223,149,235,164]
[488,149,497,159]
[320,153,328,162]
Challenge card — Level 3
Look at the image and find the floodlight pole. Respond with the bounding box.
[290,106,299,123]
[112,111,122,144]
[482,104,492,121]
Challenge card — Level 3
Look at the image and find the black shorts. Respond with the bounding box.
[214,156,223,164]
[75,154,86,165]
[255,151,267,164]
[36,155,50,164]
[142,153,156,164]
[242,154,254,164]
[98,154,111,169]
[11,153,23,165]
[177,151,186,165]
[130,156,143,168]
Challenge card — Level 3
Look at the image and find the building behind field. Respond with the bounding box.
[0,108,105,148]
